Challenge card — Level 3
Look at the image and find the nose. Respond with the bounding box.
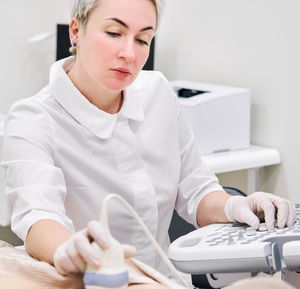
[118,38,136,63]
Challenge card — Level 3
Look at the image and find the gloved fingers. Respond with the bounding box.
[87,220,110,249]
[54,246,79,275]
[73,232,101,270]
[273,198,290,229]
[287,202,297,227]
[256,198,276,230]
[122,244,136,259]
[224,196,260,228]
[66,239,87,273]
[237,205,261,229]
[249,192,297,230]
[59,257,79,275]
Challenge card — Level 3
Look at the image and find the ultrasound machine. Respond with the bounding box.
[169,203,300,288]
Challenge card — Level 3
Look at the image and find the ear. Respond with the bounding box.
[69,17,80,46]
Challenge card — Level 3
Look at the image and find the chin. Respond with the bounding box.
[104,78,135,92]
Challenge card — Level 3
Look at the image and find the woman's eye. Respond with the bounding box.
[136,39,149,46]
[106,32,121,37]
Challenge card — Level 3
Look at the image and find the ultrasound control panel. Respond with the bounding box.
[169,204,300,275]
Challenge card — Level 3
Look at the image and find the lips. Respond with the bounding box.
[111,67,131,78]
[111,67,131,74]
[115,67,130,73]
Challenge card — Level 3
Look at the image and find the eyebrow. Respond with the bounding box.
[104,17,154,32]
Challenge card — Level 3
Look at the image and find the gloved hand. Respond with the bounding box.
[53,220,136,275]
[224,192,296,230]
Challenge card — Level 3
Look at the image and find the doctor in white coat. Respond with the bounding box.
[2,0,295,287]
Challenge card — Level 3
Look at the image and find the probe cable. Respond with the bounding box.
[100,193,189,288]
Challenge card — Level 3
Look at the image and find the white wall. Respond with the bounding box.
[155,0,300,202]
[0,0,70,113]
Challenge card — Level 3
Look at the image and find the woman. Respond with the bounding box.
[2,0,296,288]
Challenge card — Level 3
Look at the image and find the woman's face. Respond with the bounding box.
[73,0,157,93]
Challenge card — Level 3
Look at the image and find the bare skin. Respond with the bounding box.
[196,190,232,227]
[26,220,72,265]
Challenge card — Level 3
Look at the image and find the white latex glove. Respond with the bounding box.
[53,220,136,275]
[224,192,296,230]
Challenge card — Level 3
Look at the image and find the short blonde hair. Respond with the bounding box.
[69,0,164,54]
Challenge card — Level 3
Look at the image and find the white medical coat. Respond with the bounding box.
[2,57,223,280]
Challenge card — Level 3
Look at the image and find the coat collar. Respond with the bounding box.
[49,57,144,139]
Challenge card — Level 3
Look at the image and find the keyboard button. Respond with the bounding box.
[246,228,256,236]
[237,231,245,240]
[259,223,267,231]
[227,237,236,245]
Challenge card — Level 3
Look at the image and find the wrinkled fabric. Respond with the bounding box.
[0,241,82,289]
[0,241,187,289]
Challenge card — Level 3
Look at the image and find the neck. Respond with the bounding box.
[67,63,123,114]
